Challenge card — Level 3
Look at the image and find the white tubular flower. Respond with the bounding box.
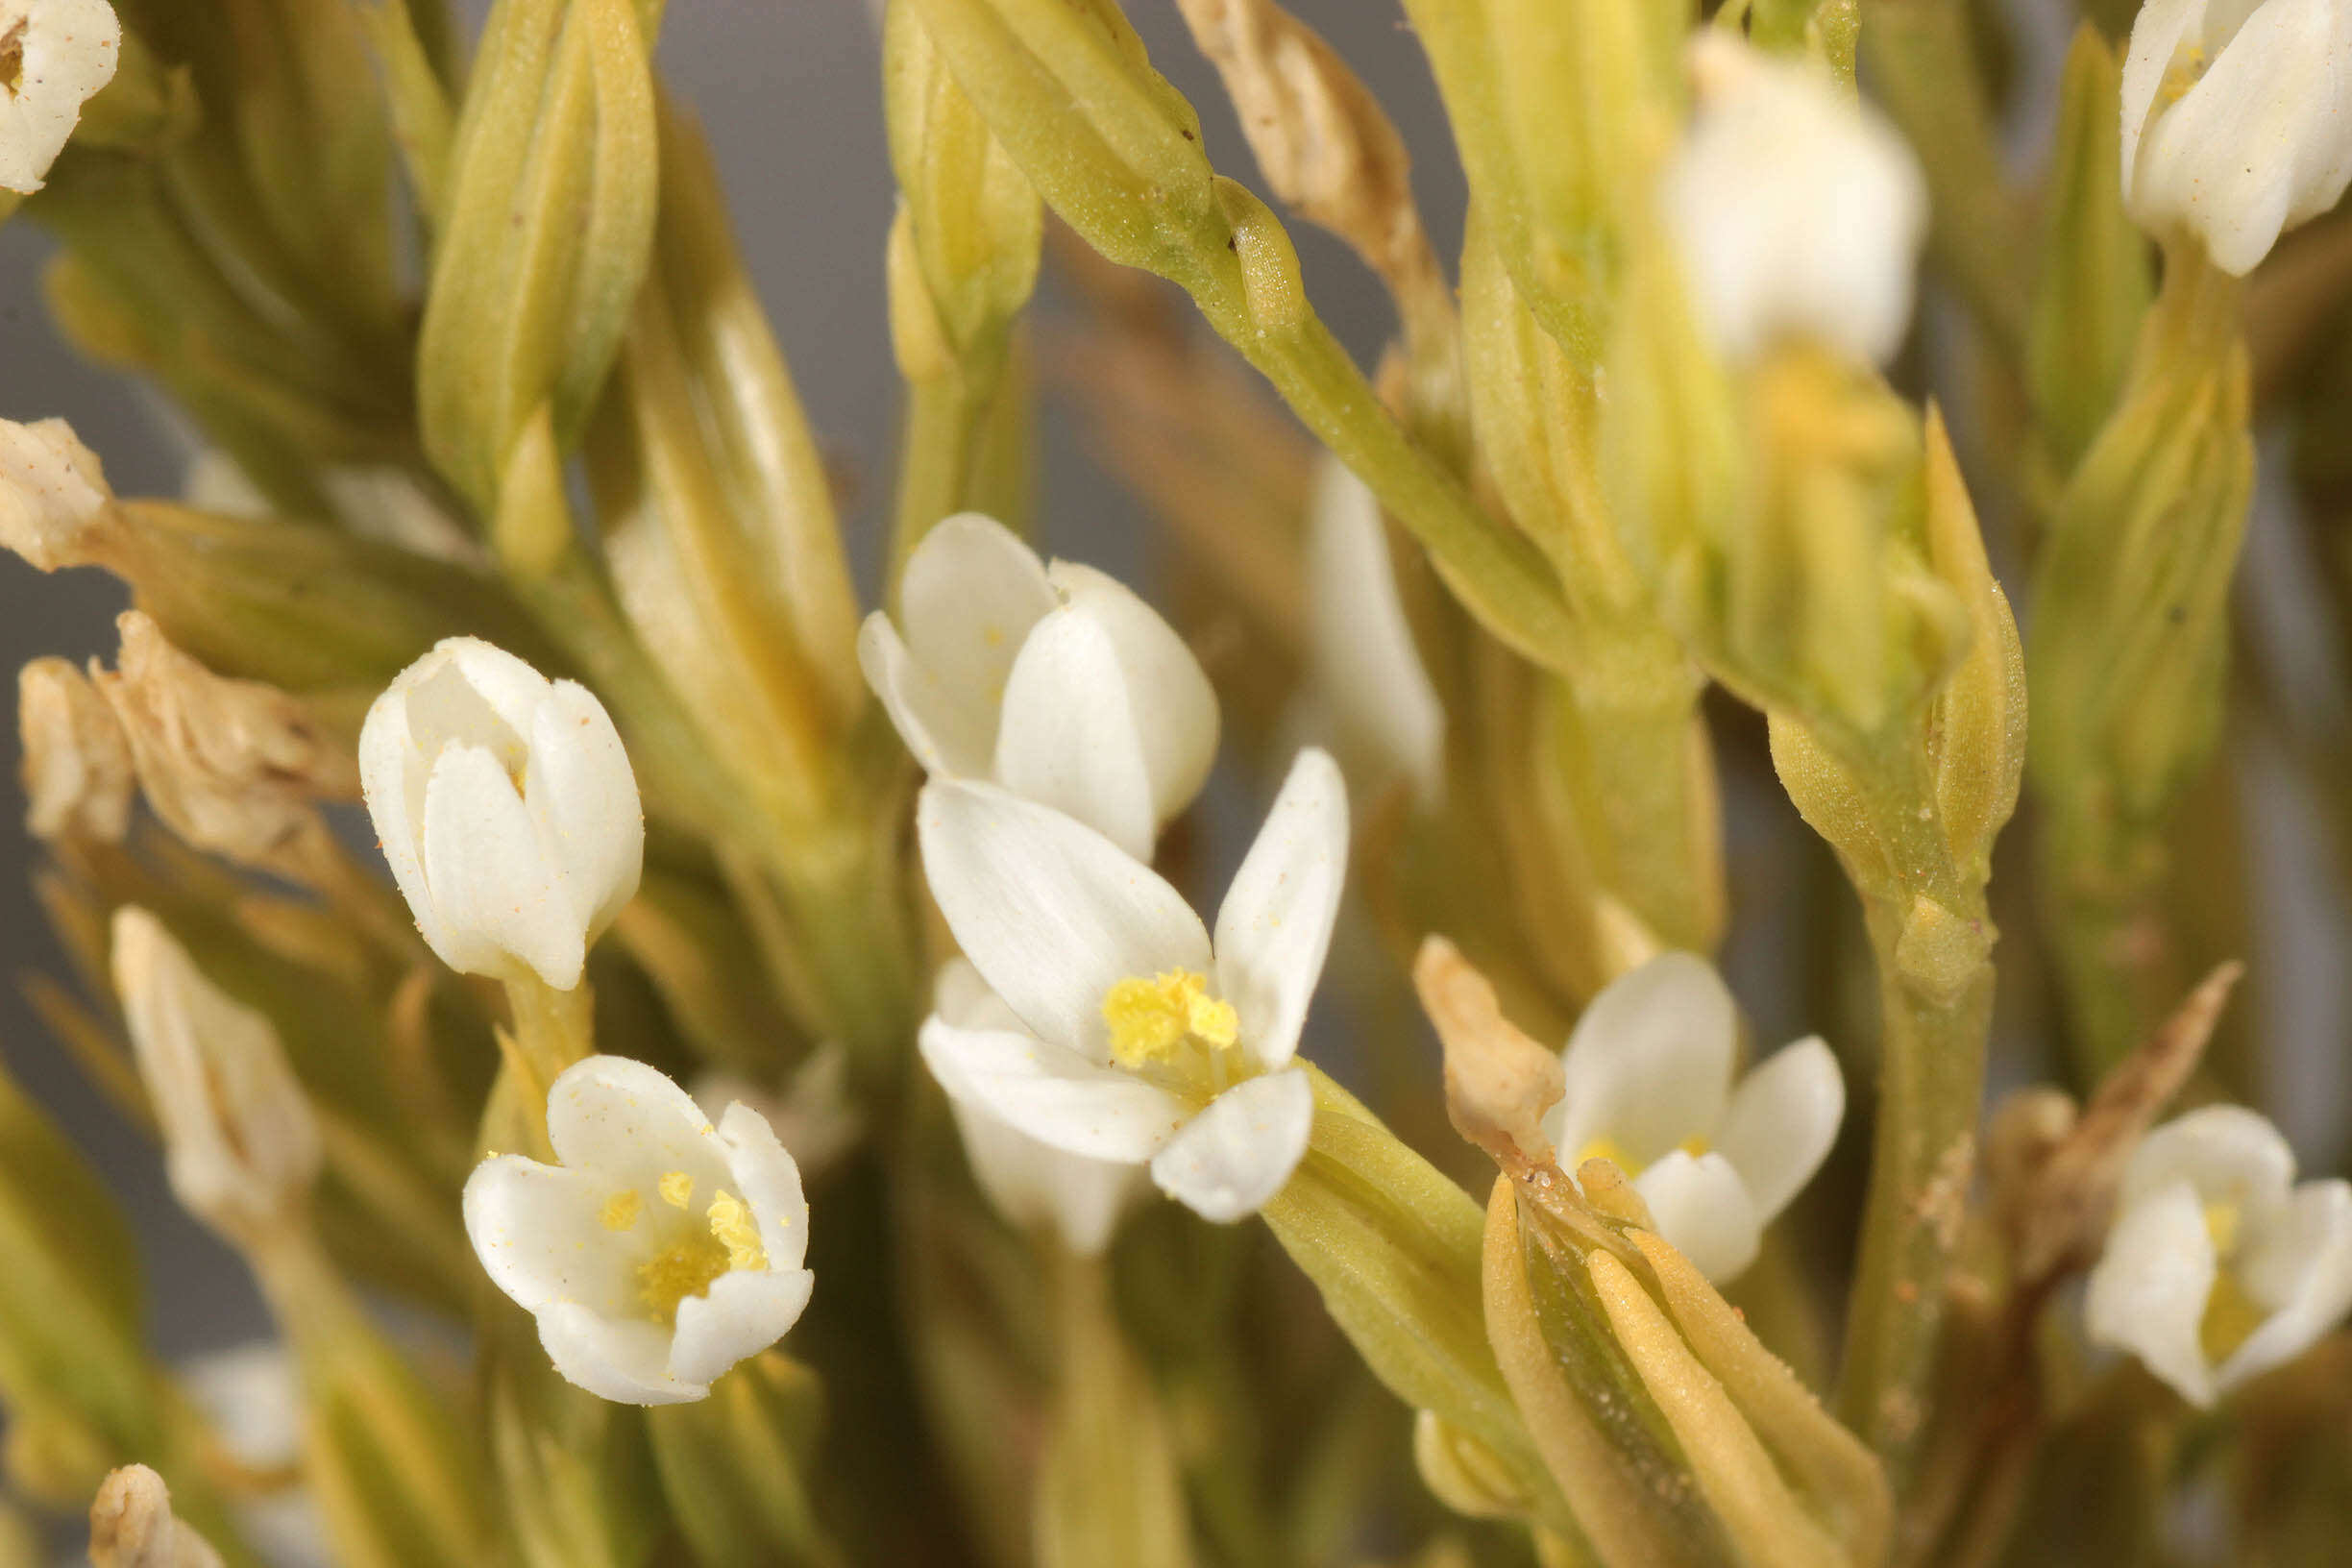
[0,415,111,571]
[858,512,1218,861]
[2085,1105,2352,1408]
[462,1056,814,1406]
[921,959,1150,1256]
[358,638,643,991]
[1300,456,1445,809]
[917,748,1347,1224]
[111,907,322,1245]
[1541,953,1844,1282]
[1662,35,1928,367]
[0,1,121,194]
[2119,0,2352,275]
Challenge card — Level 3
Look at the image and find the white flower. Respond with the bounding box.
[1297,455,1445,808]
[462,1056,814,1406]
[920,959,1150,1255]
[2119,0,2352,275]
[2085,1105,2352,1407]
[358,638,643,991]
[0,415,111,571]
[1541,953,1844,1282]
[0,0,120,194]
[858,512,1218,861]
[1662,35,1928,367]
[916,747,1348,1224]
[111,907,322,1245]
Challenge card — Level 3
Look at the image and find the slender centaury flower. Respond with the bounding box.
[2119,0,2352,275]
[858,512,1218,862]
[921,958,1151,1256]
[2085,1105,2352,1407]
[358,638,643,991]
[917,748,1346,1224]
[463,1056,815,1405]
[1662,34,1928,367]
[0,0,120,194]
[1542,953,1844,1282]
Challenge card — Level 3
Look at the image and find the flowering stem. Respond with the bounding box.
[888,340,1033,589]
[503,974,596,1086]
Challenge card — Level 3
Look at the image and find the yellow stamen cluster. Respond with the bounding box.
[2197,1199,2267,1363]
[633,1172,769,1323]
[1103,969,1239,1068]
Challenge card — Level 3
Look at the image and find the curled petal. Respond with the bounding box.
[919,1014,1188,1162]
[2217,1179,2352,1394]
[1148,1067,1313,1224]
[1213,749,1349,1071]
[2086,1179,2219,1407]
[1713,1036,1845,1225]
[718,1101,812,1275]
[1047,560,1219,821]
[670,1267,816,1388]
[1630,1150,1762,1283]
[993,610,1158,859]
[544,1056,732,1197]
[462,1156,640,1318]
[1546,952,1737,1168]
[2121,1104,2297,1214]
[536,1302,705,1406]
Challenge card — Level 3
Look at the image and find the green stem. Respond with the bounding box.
[888,338,1026,587]
[503,973,596,1084]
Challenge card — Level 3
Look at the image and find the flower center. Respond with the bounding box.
[612,1169,771,1325]
[2157,44,2207,114]
[1572,1133,1709,1180]
[1103,969,1244,1088]
[2198,1199,2266,1364]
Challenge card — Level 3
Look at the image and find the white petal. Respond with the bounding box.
[2119,0,2205,197]
[896,512,1058,762]
[357,685,441,955]
[1712,1036,1844,1225]
[415,638,552,750]
[717,1102,812,1275]
[1544,952,1737,1168]
[1630,1151,1762,1282]
[918,778,1210,1058]
[1046,560,1219,821]
[670,1267,815,1387]
[2086,1179,2219,1408]
[462,1156,639,1317]
[2215,1179,2352,1394]
[933,956,1026,1033]
[946,1097,1149,1256]
[1213,748,1349,1070]
[543,1056,732,1198]
[0,0,121,194]
[535,1301,705,1405]
[992,609,1159,859]
[1304,456,1446,807]
[918,1014,1187,1162]
[419,743,576,986]
[857,612,979,777]
[2120,1104,2297,1214]
[1148,1067,1313,1224]
[525,681,643,944]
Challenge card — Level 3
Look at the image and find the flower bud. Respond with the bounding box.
[0,415,111,570]
[87,1464,224,1568]
[18,655,132,843]
[358,637,644,990]
[2119,0,2352,275]
[0,0,121,194]
[1663,35,1927,366]
[111,907,322,1246]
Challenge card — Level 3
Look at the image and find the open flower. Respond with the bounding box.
[1542,953,1844,1282]
[0,1,121,194]
[921,959,1150,1255]
[1662,35,1927,367]
[2086,1105,2352,1407]
[2119,0,2352,275]
[358,638,642,991]
[858,512,1218,861]
[462,1056,813,1406]
[916,748,1347,1224]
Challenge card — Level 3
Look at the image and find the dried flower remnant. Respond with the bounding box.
[0,0,118,193]
[87,1464,224,1568]
[0,414,111,570]
[18,654,131,841]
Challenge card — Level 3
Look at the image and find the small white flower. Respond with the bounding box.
[1662,35,1928,367]
[358,638,643,991]
[111,907,322,1245]
[921,959,1150,1256]
[1297,456,1445,808]
[916,748,1348,1224]
[2086,1105,2352,1407]
[2119,0,2352,275]
[1542,953,1844,1282]
[462,1056,814,1406]
[0,0,121,194]
[858,512,1219,861]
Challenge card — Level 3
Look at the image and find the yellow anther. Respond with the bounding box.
[658,1171,695,1209]
[1104,969,1235,1068]
[1678,1135,1710,1158]
[2203,1200,2242,1258]
[637,1237,729,1325]
[2199,1269,2267,1364]
[707,1190,767,1271]
[600,1190,642,1232]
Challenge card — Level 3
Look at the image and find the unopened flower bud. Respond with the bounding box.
[1663,35,1927,366]
[87,1464,224,1568]
[18,654,131,842]
[0,415,112,570]
[358,638,643,991]
[0,0,122,194]
[2119,0,2352,275]
[111,907,321,1245]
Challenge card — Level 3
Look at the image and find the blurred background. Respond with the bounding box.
[0,0,2344,1378]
